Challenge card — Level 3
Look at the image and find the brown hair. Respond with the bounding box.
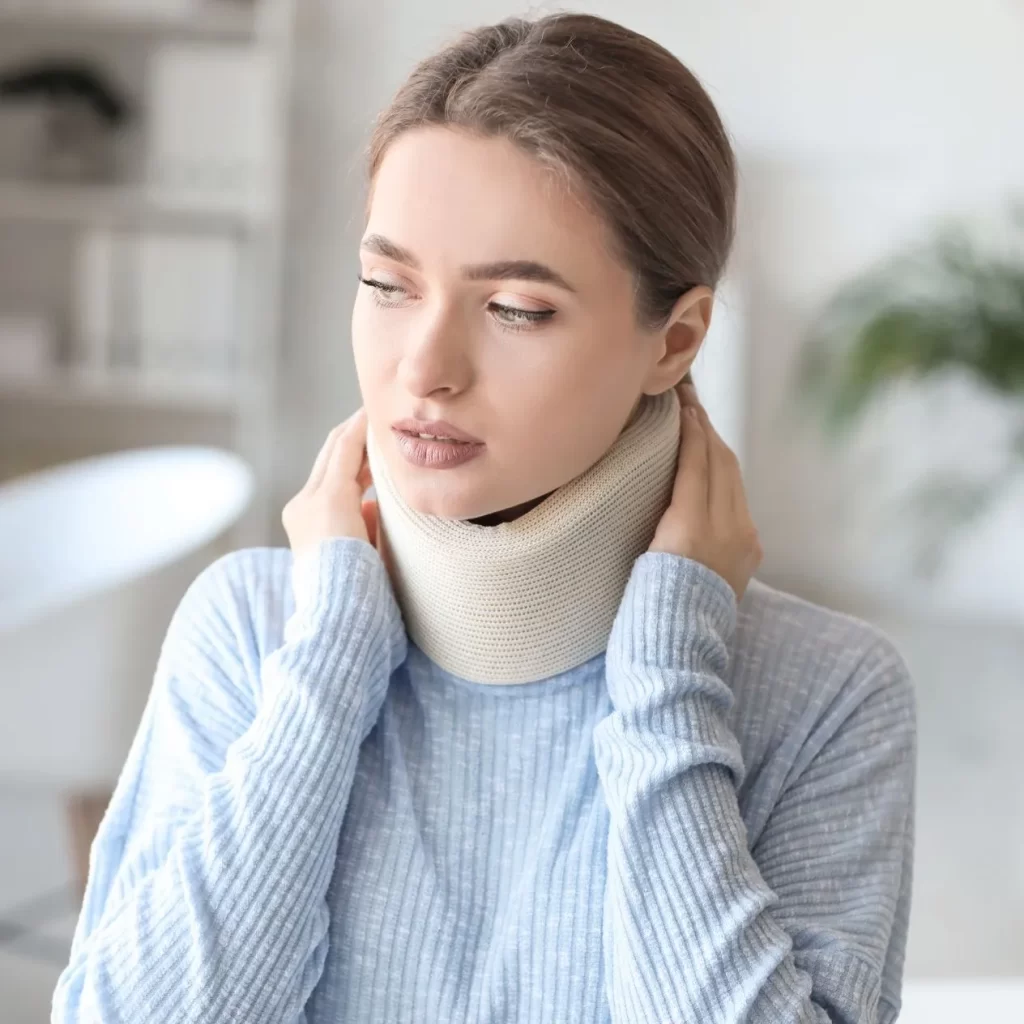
[365,12,738,383]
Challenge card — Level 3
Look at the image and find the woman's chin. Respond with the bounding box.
[395,478,493,521]
[395,476,552,524]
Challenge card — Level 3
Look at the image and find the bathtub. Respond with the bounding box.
[0,446,254,790]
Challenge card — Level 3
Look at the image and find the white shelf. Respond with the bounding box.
[0,2,266,42]
[0,366,251,411]
[0,0,293,547]
[0,179,270,233]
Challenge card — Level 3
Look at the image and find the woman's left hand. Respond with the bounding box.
[648,380,764,602]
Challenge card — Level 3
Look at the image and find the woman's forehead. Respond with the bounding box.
[366,129,619,284]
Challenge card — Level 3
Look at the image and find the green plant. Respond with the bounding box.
[794,202,1024,577]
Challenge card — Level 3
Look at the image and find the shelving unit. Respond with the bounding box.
[0,178,270,232]
[0,0,295,547]
[0,364,254,410]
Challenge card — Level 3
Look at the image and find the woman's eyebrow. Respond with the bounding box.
[463,259,576,293]
[361,234,420,267]
[360,234,577,293]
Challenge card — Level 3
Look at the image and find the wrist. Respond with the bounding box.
[289,537,404,652]
[606,551,736,707]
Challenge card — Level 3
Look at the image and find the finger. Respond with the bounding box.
[356,445,373,496]
[306,427,341,491]
[307,406,365,490]
[324,406,368,488]
[715,424,748,521]
[675,379,699,414]
[698,405,761,571]
[361,498,379,548]
[698,405,740,522]
[674,383,716,517]
[674,398,710,526]
[735,489,761,562]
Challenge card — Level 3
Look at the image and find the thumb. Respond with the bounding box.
[361,498,379,549]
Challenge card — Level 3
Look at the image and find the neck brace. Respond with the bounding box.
[364,388,681,684]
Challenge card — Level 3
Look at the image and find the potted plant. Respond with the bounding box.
[794,202,1024,577]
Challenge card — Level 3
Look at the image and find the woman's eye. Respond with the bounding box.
[488,302,556,331]
[358,275,407,306]
[358,276,553,330]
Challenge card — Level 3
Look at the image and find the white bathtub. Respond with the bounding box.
[0,446,254,790]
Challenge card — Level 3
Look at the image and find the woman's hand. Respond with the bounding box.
[283,406,380,558]
[648,381,763,601]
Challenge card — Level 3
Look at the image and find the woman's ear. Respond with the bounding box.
[641,286,714,395]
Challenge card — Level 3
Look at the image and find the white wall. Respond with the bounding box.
[279,0,1024,621]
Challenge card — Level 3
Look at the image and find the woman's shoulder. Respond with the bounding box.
[185,540,403,667]
[203,542,294,622]
[173,545,296,663]
[730,577,915,738]
[131,546,299,763]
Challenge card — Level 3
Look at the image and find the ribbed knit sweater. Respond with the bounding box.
[52,537,916,1023]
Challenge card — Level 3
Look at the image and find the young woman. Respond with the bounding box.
[54,12,916,1024]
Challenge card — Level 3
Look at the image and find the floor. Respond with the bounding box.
[1,614,1022,1021]
[0,791,80,1022]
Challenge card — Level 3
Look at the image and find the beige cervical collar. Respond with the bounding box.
[364,388,681,684]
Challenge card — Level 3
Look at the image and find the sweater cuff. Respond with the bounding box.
[288,537,405,655]
[608,551,737,667]
[600,550,745,787]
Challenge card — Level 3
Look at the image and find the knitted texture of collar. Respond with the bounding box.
[365,388,681,684]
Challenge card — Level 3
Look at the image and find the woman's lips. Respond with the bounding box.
[393,429,485,469]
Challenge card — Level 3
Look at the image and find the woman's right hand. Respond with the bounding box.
[282,406,380,558]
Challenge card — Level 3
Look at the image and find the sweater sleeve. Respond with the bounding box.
[594,552,916,1024]
[51,537,407,1024]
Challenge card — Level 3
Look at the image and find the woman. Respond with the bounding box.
[53,12,916,1024]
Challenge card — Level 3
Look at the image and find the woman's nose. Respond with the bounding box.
[397,309,473,396]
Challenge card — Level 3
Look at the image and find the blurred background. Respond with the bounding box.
[1,1,1022,1020]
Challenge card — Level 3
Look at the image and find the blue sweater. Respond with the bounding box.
[52,537,916,1023]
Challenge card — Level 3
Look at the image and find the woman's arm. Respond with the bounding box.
[594,551,916,1024]
[52,537,406,1024]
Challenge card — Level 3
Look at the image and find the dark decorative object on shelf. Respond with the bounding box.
[793,202,1024,577]
[0,58,133,182]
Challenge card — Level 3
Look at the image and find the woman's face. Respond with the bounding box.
[352,125,711,522]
